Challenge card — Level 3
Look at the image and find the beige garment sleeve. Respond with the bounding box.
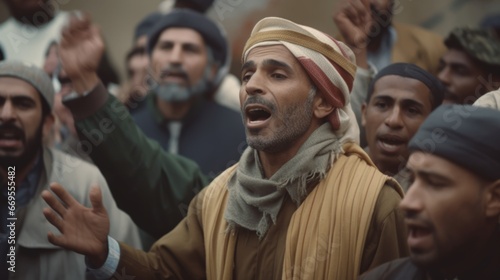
[359,183,409,274]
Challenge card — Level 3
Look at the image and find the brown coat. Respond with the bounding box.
[391,22,447,75]
[117,150,409,279]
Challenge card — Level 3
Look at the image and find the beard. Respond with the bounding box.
[153,78,211,102]
[152,66,213,102]
[245,88,316,154]
[0,123,43,170]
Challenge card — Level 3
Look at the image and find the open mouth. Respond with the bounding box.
[0,128,23,149]
[247,108,271,122]
[246,106,271,123]
[377,135,406,153]
[160,69,188,81]
[409,225,432,238]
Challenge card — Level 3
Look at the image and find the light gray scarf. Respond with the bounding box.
[224,123,346,238]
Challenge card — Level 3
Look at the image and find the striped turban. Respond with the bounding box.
[242,17,359,141]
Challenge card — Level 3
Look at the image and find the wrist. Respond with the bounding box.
[88,239,109,269]
[71,72,100,95]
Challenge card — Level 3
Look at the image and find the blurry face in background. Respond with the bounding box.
[151,27,209,89]
[0,77,47,168]
[150,27,214,102]
[362,75,433,175]
[126,48,150,99]
[437,49,489,104]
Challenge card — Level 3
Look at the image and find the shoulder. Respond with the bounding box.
[474,89,500,110]
[48,148,105,186]
[360,258,422,280]
[393,22,443,41]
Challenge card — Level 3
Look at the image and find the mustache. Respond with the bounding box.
[0,123,24,140]
[159,66,189,81]
[242,96,276,113]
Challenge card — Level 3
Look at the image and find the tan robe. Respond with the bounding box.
[118,144,409,279]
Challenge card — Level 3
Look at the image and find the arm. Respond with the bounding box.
[333,0,372,69]
[60,14,210,239]
[42,182,207,279]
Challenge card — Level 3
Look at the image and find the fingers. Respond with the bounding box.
[60,12,93,48]
[334,0,370,27]
[41,187,67,217]
[47,231,67,248]
[43,207,64,232]
[89,185,106,214]
[49,182,80,208]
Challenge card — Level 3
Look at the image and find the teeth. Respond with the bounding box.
[380,141,400,149]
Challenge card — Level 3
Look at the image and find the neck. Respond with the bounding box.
[258,123,321,178]
[258,147,300,179]
[156,97,194,121]
[436,225,499,279]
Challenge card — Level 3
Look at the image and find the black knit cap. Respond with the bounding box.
[366,63,445,108]
[409,104,500,181]
[146,9,228,67]
[175,0,214,13]
[134,12,163,41]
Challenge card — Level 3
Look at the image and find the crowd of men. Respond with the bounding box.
[1,0,500,279]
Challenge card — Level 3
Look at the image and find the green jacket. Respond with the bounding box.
[64,83,210,239]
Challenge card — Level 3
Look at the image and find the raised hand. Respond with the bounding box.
[42,183,110,268]
[333,0,372,68]
[59,12,104,93]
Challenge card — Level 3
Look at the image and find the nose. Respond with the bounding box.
[437,66,451,87]
[244,71,265,96]
[384,106,403,129]
[168,44,183,65]
[399,180,424,216]
[0,99,15,122]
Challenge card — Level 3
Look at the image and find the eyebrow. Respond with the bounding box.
[241,60,255,73]
[401,99,425,109]
[262,59,293,72]
[439,58,470,70]
[407,167,453,184]
[372,95,426,108]
[241,59,293,73]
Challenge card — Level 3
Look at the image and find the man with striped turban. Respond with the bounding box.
[41,16,408,279]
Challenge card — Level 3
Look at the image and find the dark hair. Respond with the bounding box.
[366,63,445,109]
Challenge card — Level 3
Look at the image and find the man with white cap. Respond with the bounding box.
[41,15,408,279]
[0,61,142,279]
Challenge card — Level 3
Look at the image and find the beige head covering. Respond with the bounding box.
[242,17,359,143]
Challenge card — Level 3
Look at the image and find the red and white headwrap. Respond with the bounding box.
[242,17,359,143]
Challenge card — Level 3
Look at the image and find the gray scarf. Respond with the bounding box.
[224,123,345,238]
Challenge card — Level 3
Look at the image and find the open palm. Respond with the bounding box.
[42,183,110,266]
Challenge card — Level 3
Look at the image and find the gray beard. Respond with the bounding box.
[153,78,212,102]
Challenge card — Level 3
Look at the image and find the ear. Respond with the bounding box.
[484,179,500,218]
[361,102,367,128]
[313,92,335,119]
[42,113,55,139]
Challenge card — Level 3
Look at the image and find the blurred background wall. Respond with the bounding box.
[1,0,499,82]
